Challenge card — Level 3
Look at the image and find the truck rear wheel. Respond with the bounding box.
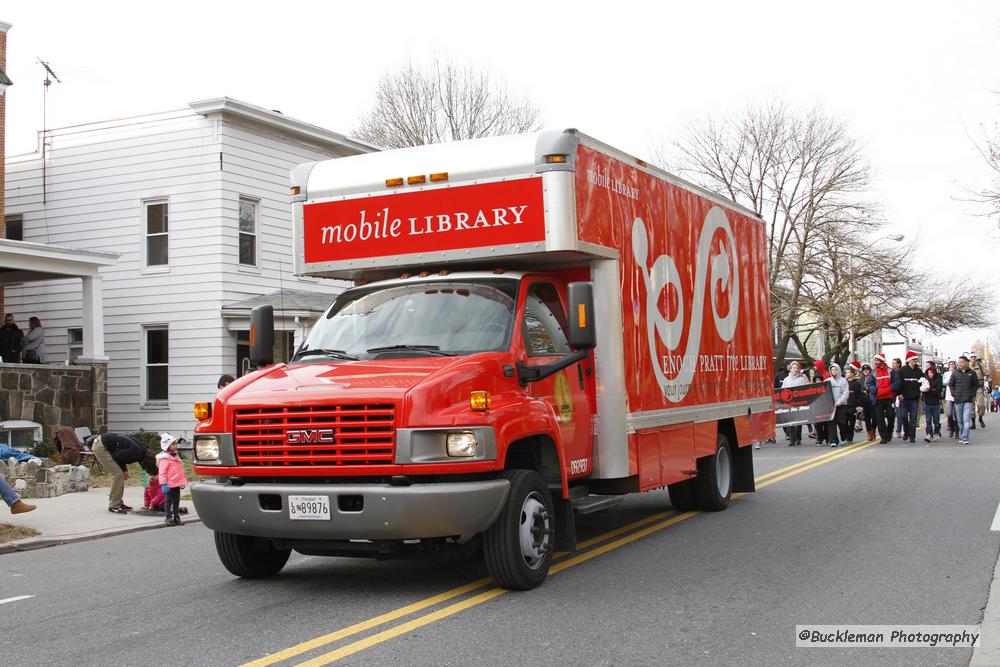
[695,434,733,511]
[214,531,291,578]
[484,470,554,590]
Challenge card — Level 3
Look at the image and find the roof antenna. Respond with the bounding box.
[37,59,60,206]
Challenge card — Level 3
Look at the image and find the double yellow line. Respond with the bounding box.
[244,437,876,667]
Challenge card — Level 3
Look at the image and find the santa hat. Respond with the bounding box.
[160,432,177,451]
[905,351,919,362]
[849,361,862,371]
[873,353,886,363]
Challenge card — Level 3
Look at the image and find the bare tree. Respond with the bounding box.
[969,117,1000,223]
[672,104,876,369]
[355,60,541,149]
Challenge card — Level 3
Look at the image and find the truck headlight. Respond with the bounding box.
[194,436,220,461]
[446,431,478,457]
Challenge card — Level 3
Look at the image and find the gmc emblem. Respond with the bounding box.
[287,429,335,444]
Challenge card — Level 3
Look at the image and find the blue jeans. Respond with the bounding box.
[923,403,941,436]
[0,477,20,507]
[955,402,973,442]
[900,399,919,441]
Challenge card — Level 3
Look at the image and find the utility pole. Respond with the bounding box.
[38,59,60,205]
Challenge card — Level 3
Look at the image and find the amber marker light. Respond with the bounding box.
[385,177,404,187]
[290,185,301,196]
[194,402,211,420]
[429,172,449,182]
[470,391,491,411]
[407,175,427,185]
[578,303,588,328]
[544,154,568,164]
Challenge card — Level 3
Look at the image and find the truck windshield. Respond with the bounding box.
[300,280,517,359]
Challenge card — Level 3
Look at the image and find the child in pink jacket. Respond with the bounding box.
[156,433,188,526]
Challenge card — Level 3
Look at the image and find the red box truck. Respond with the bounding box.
[191,129,775,589]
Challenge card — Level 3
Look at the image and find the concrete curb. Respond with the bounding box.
[971,537,1000,665]
[0,517,203,555]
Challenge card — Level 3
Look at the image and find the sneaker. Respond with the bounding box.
[895,431,902,438]
[829,442,839,448]
[10,500,36,514]
[924,436,931,443]
[108,506,128,514]
[119,503,134,511]
[754,443,762,450]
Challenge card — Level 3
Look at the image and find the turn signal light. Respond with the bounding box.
[544,154,568,164]
[577,303,588,328]
[407,175,427,185]
[290,185,301,196]
[385,177,404,187]
[429,172,449,182]
[194,402,211,420]
[470,391,491,411]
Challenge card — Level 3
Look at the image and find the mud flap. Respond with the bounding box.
[732,443,756,492]
[552,496,577,551]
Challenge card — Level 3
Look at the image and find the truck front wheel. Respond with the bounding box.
[214,531,291,578]
[484,470,554,590]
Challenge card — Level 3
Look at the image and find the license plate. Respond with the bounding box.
[288,495,331,521]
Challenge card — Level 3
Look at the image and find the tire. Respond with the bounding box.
[695,433,733,511]
[483,470,555,591]
[214,531,291,578]
[667,478,698,511]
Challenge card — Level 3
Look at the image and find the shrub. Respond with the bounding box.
[129,431,162,454]
[30,439,57,460]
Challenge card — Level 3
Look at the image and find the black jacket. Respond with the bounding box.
[100,434,147,472]
[899,365,924,400]
[949,367,979,403]
[923,373,943,405]
[0,323,23,362]
[846,378,864,408]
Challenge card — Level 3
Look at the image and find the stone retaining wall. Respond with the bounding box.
[1,458,90,498]
[0,362,107,442]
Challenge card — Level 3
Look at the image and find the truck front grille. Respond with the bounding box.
[233,404,396,466]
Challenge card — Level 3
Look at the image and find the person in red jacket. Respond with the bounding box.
[156,433,188,526]
[872,353,896,443]
[143,474,165,512]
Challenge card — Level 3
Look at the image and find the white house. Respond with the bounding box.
[3,98,375,437]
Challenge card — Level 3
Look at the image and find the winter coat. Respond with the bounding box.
[863,373,877,406]
[99,434,147,472]
[812,359,831,380]
[873,365,894,401]
[0,323,23,363]
[922,373,943,406]
[156,451,187,488]
[899,365,924,401]
[781,371,808,389]
[943,370,954,402]
[21,326,45,363]
[948,367,979,403]
[144,477,165,509]
[829,375,849,406]
[846,378,864,408]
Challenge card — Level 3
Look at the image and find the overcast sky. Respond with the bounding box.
[3,0,998,358]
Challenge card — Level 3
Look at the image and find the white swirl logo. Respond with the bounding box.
[632,206,740,402]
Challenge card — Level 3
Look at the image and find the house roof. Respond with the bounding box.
[0,66,11,87]
[221,289,335,317]
[0,238,118,284]
[188,97,378,155]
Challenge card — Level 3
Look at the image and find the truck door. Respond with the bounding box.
[518,280,595,479]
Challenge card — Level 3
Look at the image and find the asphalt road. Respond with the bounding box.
[3,418,1000,667]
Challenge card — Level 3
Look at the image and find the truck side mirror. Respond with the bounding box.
[567,282,596,350]
[250,305,275,368]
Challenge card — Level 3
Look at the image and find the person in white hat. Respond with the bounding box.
[943,360,958,438]
[156,433,188,526]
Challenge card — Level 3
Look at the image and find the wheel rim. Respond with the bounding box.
[518,492,551,570]
[715,447,732,498]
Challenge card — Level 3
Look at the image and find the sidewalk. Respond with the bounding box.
[0,485,200,554]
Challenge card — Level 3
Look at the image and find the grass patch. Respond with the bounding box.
[0,523,41,544]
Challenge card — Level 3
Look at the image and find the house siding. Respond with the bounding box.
[4,102,367,438]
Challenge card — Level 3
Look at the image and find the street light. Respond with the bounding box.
[847,233,906,363]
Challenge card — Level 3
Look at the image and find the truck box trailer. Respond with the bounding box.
[191,129,775,589]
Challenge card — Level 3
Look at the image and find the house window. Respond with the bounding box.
[145,200,168,266]
[144,326,169,403]
[68,328,83,364]
[4,214,23,241]
[239,197,258,266]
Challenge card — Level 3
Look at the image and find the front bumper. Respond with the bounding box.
[191,479,510,541]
